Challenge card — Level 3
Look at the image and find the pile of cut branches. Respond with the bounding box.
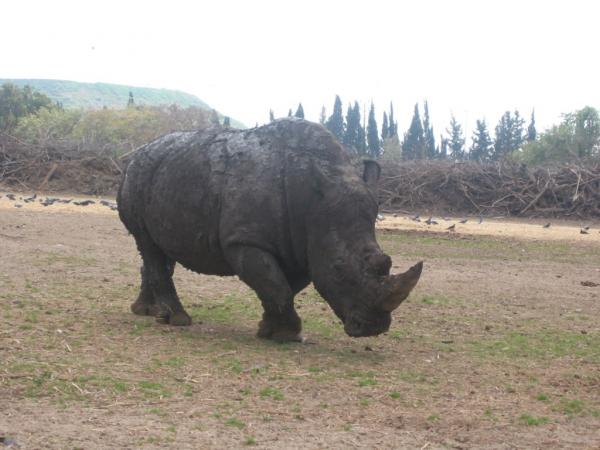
[378,160,600,218]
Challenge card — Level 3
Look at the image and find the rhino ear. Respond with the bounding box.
[363,160,381,187]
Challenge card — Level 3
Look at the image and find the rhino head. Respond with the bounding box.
[306,160,423,337]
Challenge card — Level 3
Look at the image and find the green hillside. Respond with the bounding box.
[0,78,244,127]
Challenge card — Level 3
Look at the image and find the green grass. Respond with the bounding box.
[518,413,549,426]
[244,436,257,446]
[138,380,171,398]
[225,417,245,429]
[389,391,402,399]
[469,330,600,361]
[259,387,284,401]
[558,399,585,417]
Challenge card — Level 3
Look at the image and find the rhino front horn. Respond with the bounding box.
[379,261,423,312]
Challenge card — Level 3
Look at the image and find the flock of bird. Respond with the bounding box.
[1,193,596,235]
[0,193,118,211]
[376,213,596,235]
[377,213,483,232]
[542,222,593,234]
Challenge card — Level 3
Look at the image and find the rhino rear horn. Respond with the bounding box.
[379,261,423,312]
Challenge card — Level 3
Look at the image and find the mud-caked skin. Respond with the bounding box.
[118,118,422,341]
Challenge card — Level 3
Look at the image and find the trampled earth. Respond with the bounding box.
[1,196,599,449]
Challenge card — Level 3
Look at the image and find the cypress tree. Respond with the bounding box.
[527,109,537,142]
[295,103,305,119]
[319,106,326,125]
[388,102,397,137]
[438,136,448,160]
[402,103,425,160]
[381,112,389,140]
[287,109,292,117]
[493,111,524,159]
[325,95,345,142]
[269,109,275,122]
[367,102,380,158]
[469,119,493,162]
[354,101,366,156]
[127,91,135,108]
[423,100,436,159]
[447,115,465,161]
[343,104,358,151]
[223,116,231,127]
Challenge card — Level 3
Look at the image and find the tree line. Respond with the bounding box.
[272,96,600,164]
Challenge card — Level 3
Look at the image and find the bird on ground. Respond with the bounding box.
[425,217,438,225]
[73,200,95,206]
[582,225,590,231]
[6,193,16,201]
[580,229,589,235]
[478,216,483,224]
[446,224,456,231]
[23,193,37,203]
[377,214,385,221]
[543,223,551,228]
[410,214,420,221]
[459,218,468,224]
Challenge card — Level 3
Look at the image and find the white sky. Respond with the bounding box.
[2,0,599,137]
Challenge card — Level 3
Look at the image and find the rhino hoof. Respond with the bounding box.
[156,310,192,326]
[131,300,159,316]
[257,320,303,342]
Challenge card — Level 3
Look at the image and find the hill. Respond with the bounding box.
[0,78,244,127]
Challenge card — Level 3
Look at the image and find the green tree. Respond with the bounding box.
[381,111,389,140]
[343,103,358,151]
[438,135,448,160]
[325,95,344,141]
[366,102,380,158]
[423,100,436,159]
[447,115,465,160]
[319,106,326,125]
[287,109,292,117]
[493,110,525,160]
[469,119,493,162]
[354,102,366,155]
[388,102,397,137]
[294,103,305,119]
[402,103,425,160]
[0,83,53,131]
[269,109,275,122]
[527,110,537,142]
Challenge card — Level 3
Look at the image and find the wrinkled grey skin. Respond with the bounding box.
[118,118,422,341]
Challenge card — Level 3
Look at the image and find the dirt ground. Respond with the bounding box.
[1,192,600,449]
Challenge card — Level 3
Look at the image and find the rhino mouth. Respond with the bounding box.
[343,311,391,338]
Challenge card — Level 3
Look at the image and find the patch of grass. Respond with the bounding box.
[389,391,402,399]
[357,378,377,387]
[225,417,245,429]
[397,370,430,384]
[259,386,284,401]
[518,413,549,426]
[536,393,550,402]
[427,413,440,422]
[359,398,370,406]
[164,356,185,368]
[166,425,176,433]
[558,399,585,417]
[469,330,600,362]
[138,380,170,398]
[244,436,256,446]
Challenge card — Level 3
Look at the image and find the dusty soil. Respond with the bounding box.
[1,193,600,449]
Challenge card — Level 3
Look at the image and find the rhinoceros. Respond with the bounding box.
[117,118,422,341]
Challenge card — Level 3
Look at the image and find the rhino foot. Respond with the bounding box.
[156,310,192,326]
[131,299,160,316]
[257,317,303,342]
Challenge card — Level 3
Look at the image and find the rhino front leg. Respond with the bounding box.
[225,246,302,342]
[133,232,191,326]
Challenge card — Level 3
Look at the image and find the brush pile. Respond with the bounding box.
[378,160,600,218]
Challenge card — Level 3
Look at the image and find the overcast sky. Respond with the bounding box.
[2,0,599,137]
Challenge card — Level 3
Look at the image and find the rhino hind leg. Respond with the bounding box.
[225,246,303,342]
[133,232,191,326]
